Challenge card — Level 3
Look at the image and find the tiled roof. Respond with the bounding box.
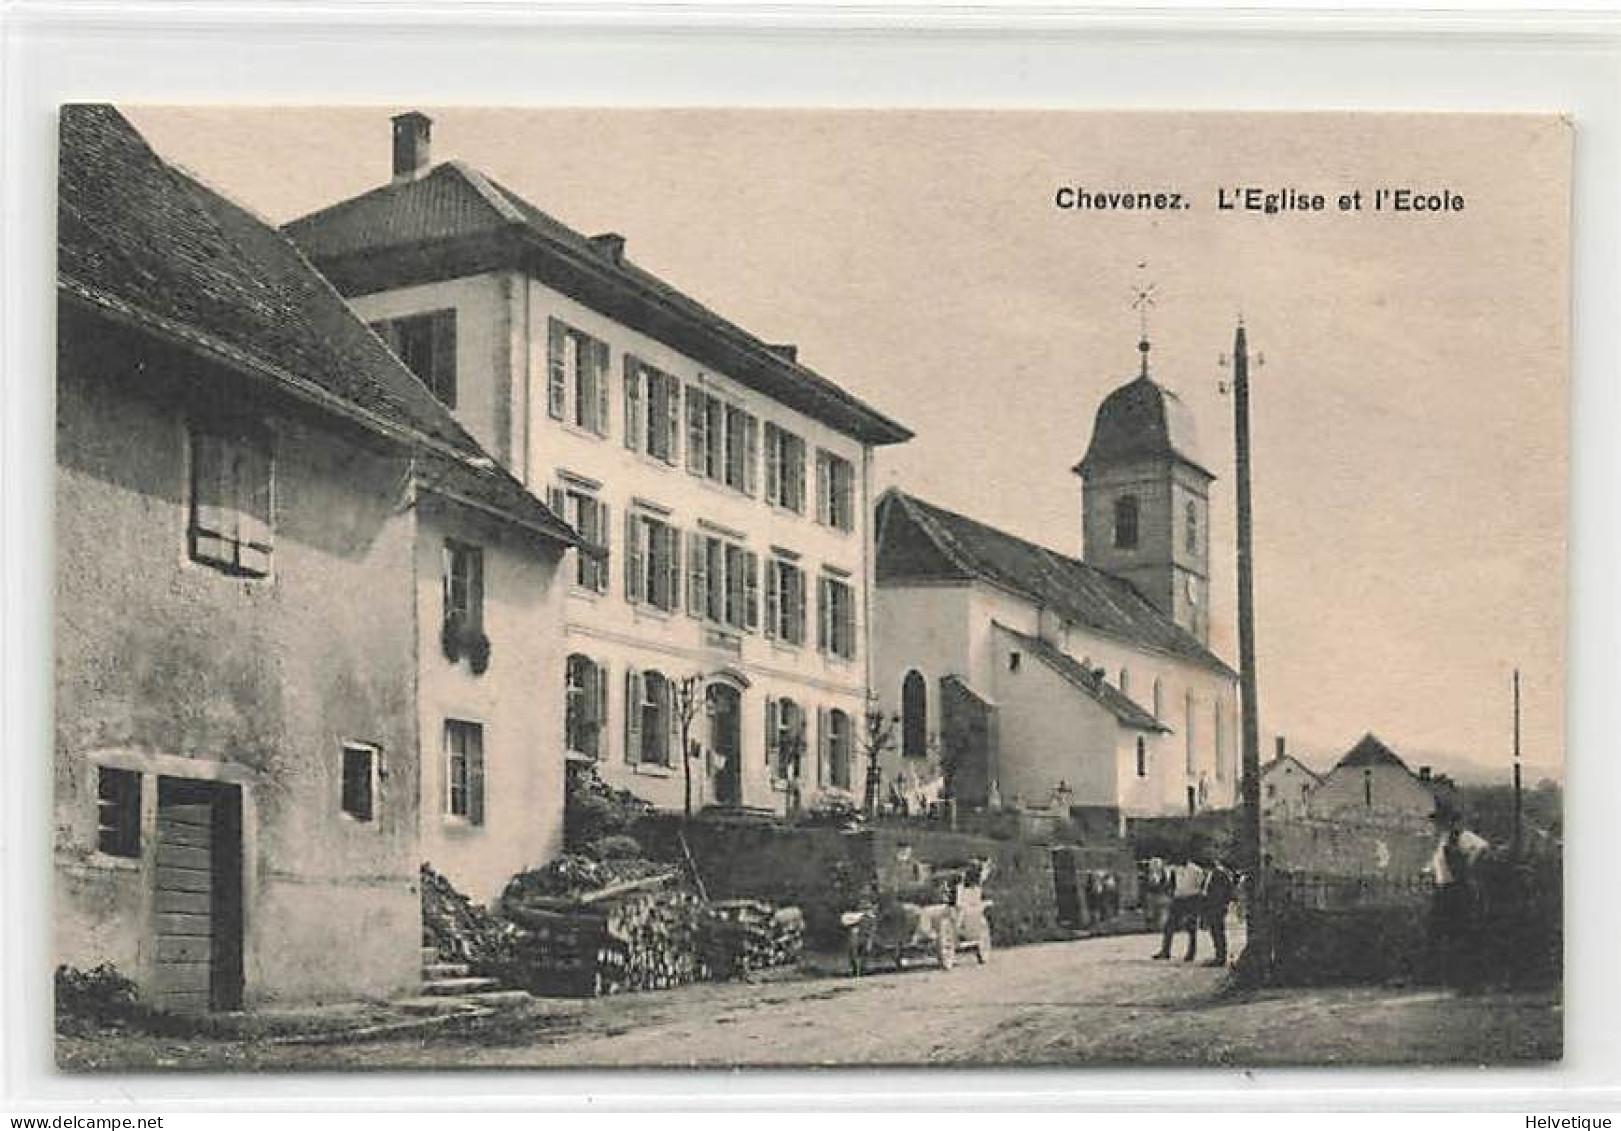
[1333,733,1413,772]
[876,489,1236,677]
[993,622,1166,732]
[1260,754,1322,781]
[58,105,577,549]
[284,159,912,446]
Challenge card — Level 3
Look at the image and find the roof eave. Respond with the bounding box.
[416,478,581,550]
[295,222,913,447]
[61,281,574,546]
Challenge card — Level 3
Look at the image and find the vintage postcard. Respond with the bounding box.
[54,106,1567,1069]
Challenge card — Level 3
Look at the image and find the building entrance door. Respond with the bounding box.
[708,684,742,807]
[153,777,244,1013]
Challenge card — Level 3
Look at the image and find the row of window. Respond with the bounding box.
[1111,494,1200,555]
[564,654,858,789]
[93,741,387,860]
[369,309,859,531]
[548,487,859,659]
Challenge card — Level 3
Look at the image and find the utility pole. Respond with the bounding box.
[1228,320,1267,980]
[1513,668,1523,857]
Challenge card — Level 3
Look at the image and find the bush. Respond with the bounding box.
[798,789,865,830]
[55,964,141,1034]
[582,834,644,861]
[565,764,655,851]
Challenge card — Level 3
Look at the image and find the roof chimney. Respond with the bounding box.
[767,343,799,364]
[1418,765,1432,782]
[589,233,627,264]
[391,112,433,185]
[1275,736,1286,760]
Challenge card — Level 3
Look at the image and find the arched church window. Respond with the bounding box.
[1119,668,1130,696]
[1136,737,1147,778]
[1185,500,1199,554]
[901,670,927,758]
[1153,678,1164,719]
[1113,495,1139,550]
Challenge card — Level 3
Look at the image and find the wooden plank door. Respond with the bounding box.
[153,778,243,1013]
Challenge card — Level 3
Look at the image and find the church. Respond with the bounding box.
[871,334,1241,825]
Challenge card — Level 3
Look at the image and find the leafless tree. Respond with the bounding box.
[674,673,709,819]
[860,702,899,818]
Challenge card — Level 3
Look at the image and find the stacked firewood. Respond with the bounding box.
[495,855,805,996]
[420,863,519,969]
[701,900,806,979]
[500,858,712,997]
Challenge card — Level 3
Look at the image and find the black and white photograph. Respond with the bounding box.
[51,104,1568,1071]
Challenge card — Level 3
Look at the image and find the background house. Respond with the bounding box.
[285,112,911,816]
[55,106,574,1010]
[1260,740,1321,819]
[1307,733,1446,820]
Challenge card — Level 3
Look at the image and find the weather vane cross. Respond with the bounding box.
[1131,266,1157,377]
[1130,279,1157,342]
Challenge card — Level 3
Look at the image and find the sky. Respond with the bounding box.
[122,107,1570,782]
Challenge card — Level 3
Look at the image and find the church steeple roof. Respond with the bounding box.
[1073,337,1214,480]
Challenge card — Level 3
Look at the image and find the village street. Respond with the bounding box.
[60,928,1560,1071]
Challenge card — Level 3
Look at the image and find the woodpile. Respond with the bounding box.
[495,856,804,997]
[420,863,518,969]
[701,900,805,980]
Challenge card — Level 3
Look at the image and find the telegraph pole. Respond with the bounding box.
[1229,320,1268,979]
[1513,668,1524,857]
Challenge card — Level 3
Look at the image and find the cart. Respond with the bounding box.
[841,862,993,976]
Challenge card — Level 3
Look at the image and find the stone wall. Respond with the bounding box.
[1266,815,1435,878]
[636,815,1062,947]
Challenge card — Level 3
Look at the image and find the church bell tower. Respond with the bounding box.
[1074,334,1215,645]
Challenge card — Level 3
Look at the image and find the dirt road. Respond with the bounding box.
[59,929,1560,1070]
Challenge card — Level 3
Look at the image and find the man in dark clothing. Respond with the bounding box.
[1200,860,1236,967]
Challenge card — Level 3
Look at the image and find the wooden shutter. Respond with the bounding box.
[441,542,457,627]
[815,451,828,525]
[624,668,642,765]
[792,570,807,645]
[468,546,485,632]
[665,381,682,467]
[624,512,643,603]
[763,423,779,503]
[686,531,706,619]
[666,679,681,767]
[467,725,486,826]
[764,697,778,771]
[793,703,807,783]
[190,429,231,563]
[546,318,567,420]
[816,577,829,653]
[592,501,609,593]
[235,434,273,575]
[764,560,780,639]
[725,545,744,628]
[742,415,759,496]
[624,356,643,451]
[744,551,760,631]
[686,388,705,474]
[816,707,829,788]
[593,339,611,437]
[594,663,610,754]
[431,311,458,407]
[664,525,682,612]
[792,436,807,514]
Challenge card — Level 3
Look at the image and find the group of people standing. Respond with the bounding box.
[1146,855,1237,967]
